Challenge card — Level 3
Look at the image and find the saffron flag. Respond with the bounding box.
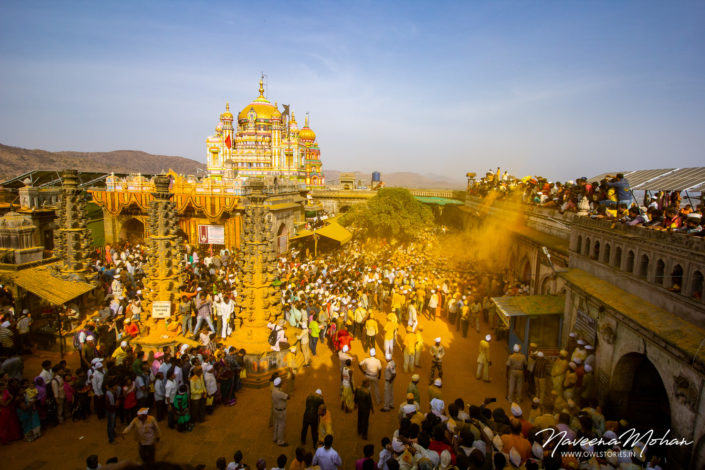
[225,134,232,148]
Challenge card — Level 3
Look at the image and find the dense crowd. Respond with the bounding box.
[469,168,704,235]
[0,237,667,469]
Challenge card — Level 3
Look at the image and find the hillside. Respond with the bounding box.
[0,144,205,181]
[0,143,465,189]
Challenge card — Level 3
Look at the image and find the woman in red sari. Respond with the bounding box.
[0,378,23,444]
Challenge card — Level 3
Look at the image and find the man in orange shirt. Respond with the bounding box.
[500,418,531,463]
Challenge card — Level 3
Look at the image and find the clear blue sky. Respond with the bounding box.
[1,1,703,181]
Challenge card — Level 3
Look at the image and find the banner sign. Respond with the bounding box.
[198,224,225,245]
[575,309,597,344]
[151,301,171,319]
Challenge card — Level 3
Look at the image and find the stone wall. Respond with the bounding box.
[569,217,705,327]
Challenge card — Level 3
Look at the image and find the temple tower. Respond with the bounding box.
[142,175,184,315]
[232,179,282,348]
[53,170,94,280]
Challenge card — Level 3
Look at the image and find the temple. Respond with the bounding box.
[206,77,324,188]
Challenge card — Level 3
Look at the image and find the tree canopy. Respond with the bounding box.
[339,187,433,241]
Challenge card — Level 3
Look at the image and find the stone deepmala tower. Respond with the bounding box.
[231,179,282,353]
[53,170,94,281]
[142,175,184,327]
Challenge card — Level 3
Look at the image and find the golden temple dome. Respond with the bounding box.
[272,102,282,120]
[220,102,233,120]
[299,114,316,141]
[238,78,277,121]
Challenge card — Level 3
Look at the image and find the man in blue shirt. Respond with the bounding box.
[606,173,632,207]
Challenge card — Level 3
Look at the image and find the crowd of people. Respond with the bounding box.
[468,168,704,236]
[0,234,668,469]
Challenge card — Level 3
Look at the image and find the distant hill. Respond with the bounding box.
[0,143,205,181]
[0,143,464,189]
[323,170,465,189]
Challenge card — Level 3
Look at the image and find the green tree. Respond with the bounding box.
[340,187,433,241]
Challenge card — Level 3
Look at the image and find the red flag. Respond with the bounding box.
[225,134,232,148]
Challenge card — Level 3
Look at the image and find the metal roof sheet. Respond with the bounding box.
[6,264,95,305]
[587,168,705,192]
[491,295,565,317]
[635,167,705,192]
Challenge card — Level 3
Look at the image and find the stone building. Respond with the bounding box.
[0,210,44,265]
[462,195,705,468]
[91,172,305,254]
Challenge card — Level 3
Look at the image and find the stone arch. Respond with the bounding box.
[276,223,288,254]
[625,250,635,273]
[614,246,623,269]
[575,234,582,253]
[691,270,704,301]
[539,276,553,295]
[592,240,600,260]
[670,264,684,293]
[602,243,611,264]
[638,253,649,279]
[338,205,352,213]
[655,259,666,287]
[119,218,144,243]
[607,353,671,444]
[584,237,591,256]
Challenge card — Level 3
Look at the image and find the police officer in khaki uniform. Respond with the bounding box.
[506,344,527,403]
[429,337,445,384]
[271,377,289,446]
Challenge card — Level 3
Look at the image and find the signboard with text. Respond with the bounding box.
[574,309,597,344]
[151,301,171,319]
[198,224,225,245]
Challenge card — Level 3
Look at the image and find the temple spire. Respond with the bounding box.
[259,75,265,97]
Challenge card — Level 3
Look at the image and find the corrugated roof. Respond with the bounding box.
[587,168,705,192]
[636,167,705,192]
[316,222,352,244]
[414,196,463,205]
[7,264,95,305]
[289,222,352,244]
[492,295,565,317]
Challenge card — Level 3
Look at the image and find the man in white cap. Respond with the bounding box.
[16,309,32,351]
[402,326,416,373]
[359,348,382,405]
[429,337,445,384]
[428,378,443,406]
[566,332,578,357]
[381,353,396,412]
[427,289,439,320]
[580,364,595,402]
[338,344,352,376]
[571,339,587,364]
[407,374,421,404]
[301,388,324,446]
[584,344,595,368]
[112,340,129,366]
[533,351,548,405]
[122,407,161,465]
[218,293,235,339]
[476,334,491,382]
[551,350,569,396]
[506,344,527,403]
[271,377,289,446]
